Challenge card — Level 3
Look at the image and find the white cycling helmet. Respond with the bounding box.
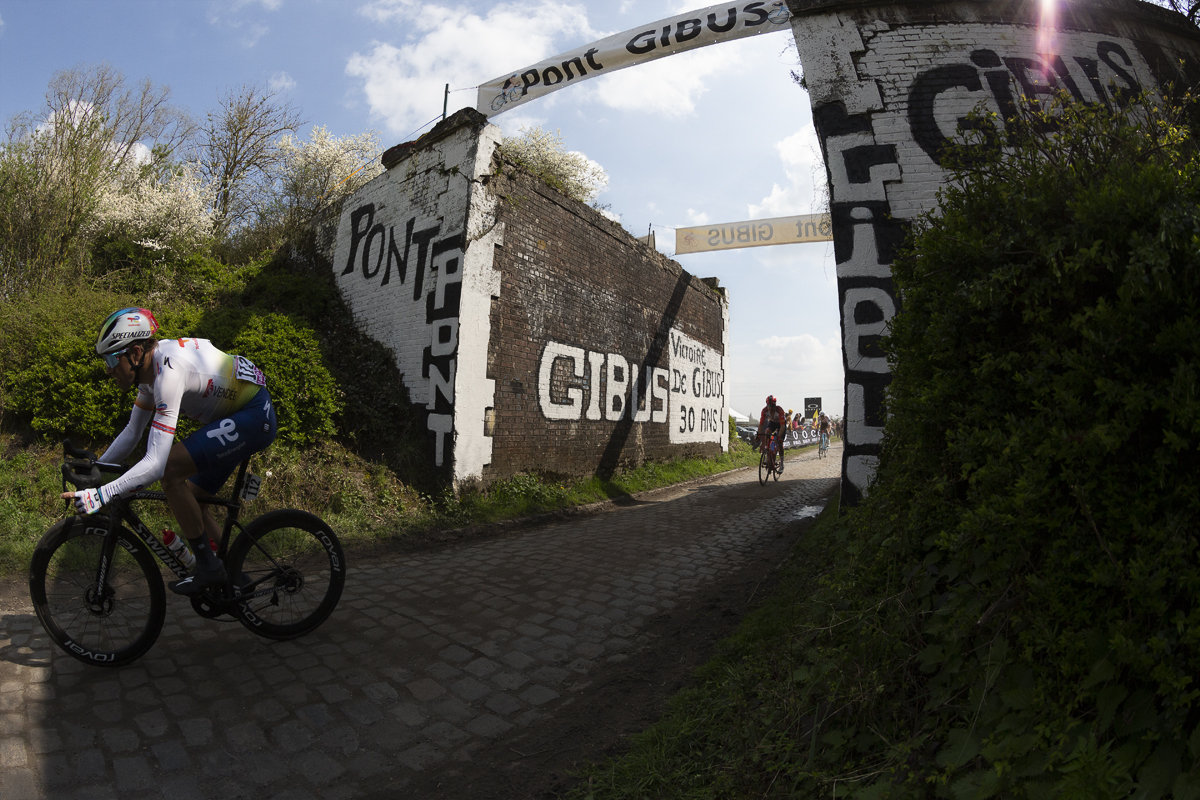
[95,307,160,357]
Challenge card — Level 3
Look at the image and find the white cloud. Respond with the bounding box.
[492,110,548,138]
[269,71,297,92]
[748,123,825,218]
[129,142,153,165]
[685,208,709,225]
[347,1,596,136]
[741,333,845,415]
[207,1,274,47]
[356,0,417,24]
[756,333,840,369]
[584,40,742,118]
[241,22,270,47]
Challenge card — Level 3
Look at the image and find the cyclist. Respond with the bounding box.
[756,395,786,472]
[818,411,832,452]
[61,308,277,596]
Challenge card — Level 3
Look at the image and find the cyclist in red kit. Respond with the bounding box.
[757,395,786,472]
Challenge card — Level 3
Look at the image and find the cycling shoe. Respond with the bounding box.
[168,562,228,596]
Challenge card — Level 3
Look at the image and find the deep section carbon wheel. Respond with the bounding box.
[226,510,345,640]
[29,517,165,668]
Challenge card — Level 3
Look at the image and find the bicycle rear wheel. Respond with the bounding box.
[773,445,783,481]
[28,517,165,668]
[226,510,345,640]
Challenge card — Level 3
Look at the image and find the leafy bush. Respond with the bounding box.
[228,313,342,445]
[6,334,133,439]
[0,289,135,439]
[803,94,1200,794]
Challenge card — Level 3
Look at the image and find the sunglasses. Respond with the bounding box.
[102,349,129,369]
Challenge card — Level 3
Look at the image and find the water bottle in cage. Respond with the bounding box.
[162,529,195,569]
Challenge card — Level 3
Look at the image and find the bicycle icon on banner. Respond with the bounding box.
[491,75,524,111]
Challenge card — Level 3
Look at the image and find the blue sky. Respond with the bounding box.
[0,0,843,419]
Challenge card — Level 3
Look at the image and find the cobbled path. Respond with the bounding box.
[0,444,842,799]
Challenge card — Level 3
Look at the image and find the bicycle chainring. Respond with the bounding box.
[190,593,238,621]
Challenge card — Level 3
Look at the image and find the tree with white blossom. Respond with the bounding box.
[88,158,214,255]
[271,125,384,229]
[501,126,608,205]
[0,63,193,296]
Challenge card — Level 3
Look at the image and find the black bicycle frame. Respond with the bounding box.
[87,459,253,589]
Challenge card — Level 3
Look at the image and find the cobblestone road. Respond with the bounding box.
[0,445,842,799]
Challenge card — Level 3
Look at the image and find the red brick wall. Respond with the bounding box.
[483,160,729,481]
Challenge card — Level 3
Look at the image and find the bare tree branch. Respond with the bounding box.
[195,83,305,239]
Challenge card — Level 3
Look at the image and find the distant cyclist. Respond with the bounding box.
[818,412,832,452]
[61,308,277,596]
[757,395,786,471]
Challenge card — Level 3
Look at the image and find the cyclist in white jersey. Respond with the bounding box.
[62,308,278,595]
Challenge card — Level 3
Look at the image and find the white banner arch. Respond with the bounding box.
[477,2,792,117]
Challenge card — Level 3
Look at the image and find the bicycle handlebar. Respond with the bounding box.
[60,439,127,491]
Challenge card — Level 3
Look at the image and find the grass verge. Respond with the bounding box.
[567,485,844,799]
[0,434,763,577]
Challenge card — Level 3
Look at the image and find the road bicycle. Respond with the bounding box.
[758,432,783,486]
[28,441,345,668]
[818,431,830,459]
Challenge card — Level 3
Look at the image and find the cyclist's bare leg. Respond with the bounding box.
[162,444,225,582]
[162,443,204,542]
[187,481,222,547]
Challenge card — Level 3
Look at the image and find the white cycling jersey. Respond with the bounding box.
[101,339,266,501]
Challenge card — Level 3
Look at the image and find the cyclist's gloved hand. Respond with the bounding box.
[63,487,106,515]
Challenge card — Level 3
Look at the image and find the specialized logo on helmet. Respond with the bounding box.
[96,307,160,354]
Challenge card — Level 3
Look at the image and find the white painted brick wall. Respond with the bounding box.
[331,118,502,483]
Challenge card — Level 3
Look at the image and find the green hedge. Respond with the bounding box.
[2,251,356,448]
[804,94,1200,795]
[4,309,341,445]
[572,93,1200,799]
[229,313,341,445]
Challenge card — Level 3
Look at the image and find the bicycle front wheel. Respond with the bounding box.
[759,448,770,486]
[28,517,165,668]
[227,510,345,640]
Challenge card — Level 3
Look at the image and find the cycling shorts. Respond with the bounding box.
[767,421,781,434]
[183,387,277,494]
